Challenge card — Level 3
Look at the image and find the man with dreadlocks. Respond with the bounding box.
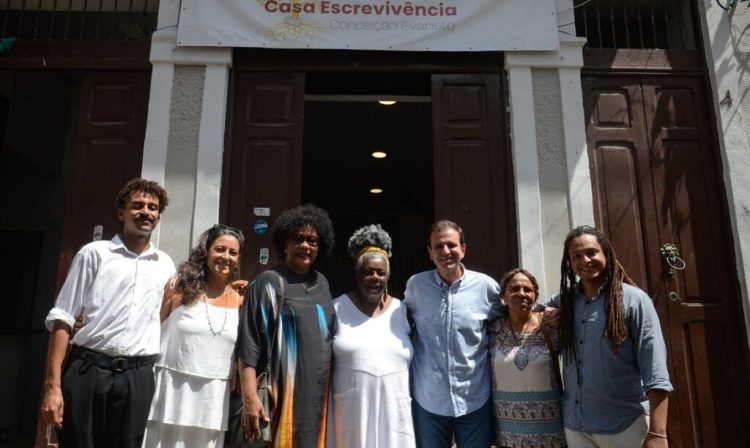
[550,225,672,448]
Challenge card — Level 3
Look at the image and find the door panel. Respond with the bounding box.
[56,71,150,285]
[584,75,749,447]
[223,73,304,280]
[642,77,747,447]
[431,74,516,278]
[584,79,656,290]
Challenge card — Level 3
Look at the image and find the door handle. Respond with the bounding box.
[660,243,686,279]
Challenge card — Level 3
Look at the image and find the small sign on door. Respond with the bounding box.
[93,225,103,241]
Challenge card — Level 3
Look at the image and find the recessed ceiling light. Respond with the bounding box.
[378,100,397,106]
[370,188,383,194]
[371,151,387,159]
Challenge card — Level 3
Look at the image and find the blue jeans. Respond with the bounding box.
[412,398,493,448]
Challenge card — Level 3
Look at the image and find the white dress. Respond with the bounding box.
[142,300,239,448]
[327,294,415,448]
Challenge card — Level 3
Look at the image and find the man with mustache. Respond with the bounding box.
[41,178,175,448]
[404,220,500,448]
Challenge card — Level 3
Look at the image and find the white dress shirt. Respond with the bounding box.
[45,234,175,357]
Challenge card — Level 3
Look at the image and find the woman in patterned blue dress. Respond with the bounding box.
[489,268,566,448]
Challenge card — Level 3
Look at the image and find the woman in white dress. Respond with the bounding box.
[142,224,247,448]
[327,224,415,448]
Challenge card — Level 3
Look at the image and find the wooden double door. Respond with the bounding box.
[584,75,749,447]
[222,70,517,282]
[30,70,151,447]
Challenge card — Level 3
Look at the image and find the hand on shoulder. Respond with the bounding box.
[231,280,249,296]
[160,278,184,321]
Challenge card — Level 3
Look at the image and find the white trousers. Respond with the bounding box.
[564,414,649,448]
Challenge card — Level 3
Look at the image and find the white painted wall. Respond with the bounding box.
[532,68,571,297]
[142,0,232,262]
[506,37,592,299]
[700,0,750,346]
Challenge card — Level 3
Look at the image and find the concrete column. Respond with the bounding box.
[558,45,593,228]
[506,64,547,292]
[193,63,230,239]
[506,37,591,297]
[141,0,232,259]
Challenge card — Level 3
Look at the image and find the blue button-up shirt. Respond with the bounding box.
[549,283,673,433]
[404,266,500,417]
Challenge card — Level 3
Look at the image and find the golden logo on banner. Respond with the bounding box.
[258,0,326,42]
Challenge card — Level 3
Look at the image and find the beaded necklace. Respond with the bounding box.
[203,288,235,336]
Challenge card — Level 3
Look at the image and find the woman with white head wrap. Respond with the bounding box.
[326,224,416,448]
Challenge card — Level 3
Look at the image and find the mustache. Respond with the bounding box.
[135,214,155,223]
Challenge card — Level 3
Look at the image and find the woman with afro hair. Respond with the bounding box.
[237,204,336,447]
[326,224,415,448]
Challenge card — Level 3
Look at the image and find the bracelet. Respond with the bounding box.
[648,431,668,439]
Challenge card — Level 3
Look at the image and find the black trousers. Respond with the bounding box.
[58,349,156,448]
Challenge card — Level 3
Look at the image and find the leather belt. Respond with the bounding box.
[70,345,160,373]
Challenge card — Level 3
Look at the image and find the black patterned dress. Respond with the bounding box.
[237,264,335,448]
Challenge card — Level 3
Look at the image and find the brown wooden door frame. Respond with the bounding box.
[222,72,305,280]
[232,48,503,73]
[9,39,156,448]
[583,54,750,446]
[431,73,517,277]
[224,51,516,281]
[0,41,151,70]
[54,70,152,286]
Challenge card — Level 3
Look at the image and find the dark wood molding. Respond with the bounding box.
[0,40,151,70]
[582,48,705,74]
[234,48,503,73]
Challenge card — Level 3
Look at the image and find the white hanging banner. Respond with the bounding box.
[177,0,559,52]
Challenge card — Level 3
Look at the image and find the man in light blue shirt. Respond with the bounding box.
[553,283,673,435]
[404,220,500,448]
[551,225,672,448]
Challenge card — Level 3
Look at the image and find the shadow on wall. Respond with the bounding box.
[727,7,750,140]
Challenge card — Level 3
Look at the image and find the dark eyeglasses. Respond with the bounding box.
[290,235,320,247]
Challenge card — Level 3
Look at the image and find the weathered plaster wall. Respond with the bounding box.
[701,0,750,346]
[506,37,591,299]
[143,0,232,263]
[532,68,571,296]
[159,66,205,263]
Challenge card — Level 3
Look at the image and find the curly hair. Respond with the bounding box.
[114,178,169,213]
[347,224,392,274]
[499,267,539,300]
[559,225,635,360]
[175,224,245,306]
[347,224,392,258]
[271,204,335,262]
